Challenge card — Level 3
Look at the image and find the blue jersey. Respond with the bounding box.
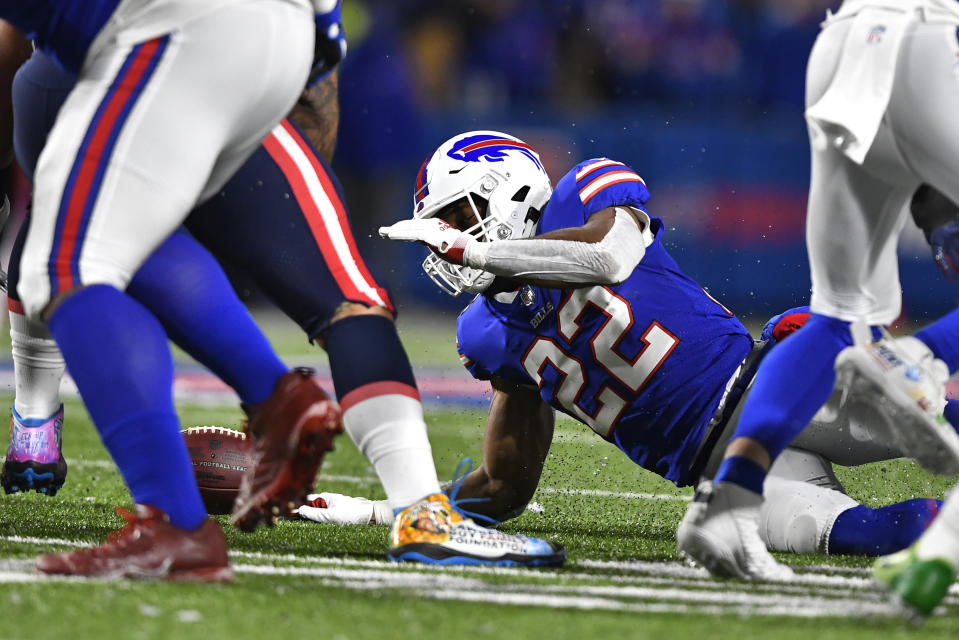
[0,1,121,73]
[456,159,753,486]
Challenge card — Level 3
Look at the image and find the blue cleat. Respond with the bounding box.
[2,405,67,496]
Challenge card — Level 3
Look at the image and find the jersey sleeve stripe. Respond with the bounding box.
[574,158,625,181]
[579,171,646,204]
[264,122,392,310]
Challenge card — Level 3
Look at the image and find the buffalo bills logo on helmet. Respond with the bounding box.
[447,134,546,173]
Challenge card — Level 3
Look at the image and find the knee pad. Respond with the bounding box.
[760,475,858,554]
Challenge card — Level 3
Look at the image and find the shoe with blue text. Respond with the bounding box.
[388,493,565,567]
[1,405,67,496]
[835,336,959,475]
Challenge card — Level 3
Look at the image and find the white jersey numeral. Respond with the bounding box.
[522,287,679,438]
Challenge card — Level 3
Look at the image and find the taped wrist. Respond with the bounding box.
[462,208,648,285]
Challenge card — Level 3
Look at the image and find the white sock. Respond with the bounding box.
[10,310,65,419]
[917,485,959,567]
[343,393,441,511]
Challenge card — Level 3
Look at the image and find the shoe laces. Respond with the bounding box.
[446,457,499,527]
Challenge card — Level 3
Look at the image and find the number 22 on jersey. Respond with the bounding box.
[521,287,678,438]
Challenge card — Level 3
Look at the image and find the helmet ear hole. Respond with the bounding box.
[511,186,531,202]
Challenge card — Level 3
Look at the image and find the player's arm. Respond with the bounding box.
[472,205,650,288]
[287,68,339,163]
[910,184,959,280]
[295,376,554,525]
[0,21,31,171]
[440,376,555,521]
[381,205,651,288]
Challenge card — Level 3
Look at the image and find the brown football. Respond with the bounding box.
[182,426,249,515]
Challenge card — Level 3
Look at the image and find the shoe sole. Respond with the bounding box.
[231,401,342,532]
[36,563,235,583]
[1,460,67,496]
[835,348,959,475]
[387,544,566,567]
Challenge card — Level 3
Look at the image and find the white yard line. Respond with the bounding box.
[0,556,911,619]
[535,486,690,501]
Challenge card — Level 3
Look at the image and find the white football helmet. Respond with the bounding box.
[411,131,552,296]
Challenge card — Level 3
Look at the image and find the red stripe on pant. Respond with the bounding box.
[339,381,420,413]
[54,39,164,294]
[276,120,393,311]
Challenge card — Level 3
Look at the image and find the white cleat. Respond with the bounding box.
[834,336,959,475]
[676,480,795,581]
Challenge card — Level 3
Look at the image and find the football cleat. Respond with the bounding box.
[388,492,565,567]
[873,545,956,619]
[2,405,67,496]
[231,368,343,532]
[35,504,233,581]
[676,480,795,581]
[834,336,959,475]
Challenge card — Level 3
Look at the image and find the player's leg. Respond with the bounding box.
[1,216,66,495]
[677,17,933,580]
[187,122,563,565]
[26,1,313,578]
[761,449,941,556]
[871,20,959,615]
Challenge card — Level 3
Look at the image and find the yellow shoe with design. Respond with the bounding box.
[387,493,565,566]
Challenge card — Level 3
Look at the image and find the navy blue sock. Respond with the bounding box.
[946,400,959,433]
[828,499,942,556]
[322,314,418,409]
[713,456,766,494]
[715,314,852,492]
[128,230,287,405]
[916,306,959,374]
[48,284,206,530]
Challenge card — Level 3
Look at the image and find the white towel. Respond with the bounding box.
[805,7,911,164]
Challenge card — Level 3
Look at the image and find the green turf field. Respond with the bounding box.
[2,310,959,639]
[2,393,959,640]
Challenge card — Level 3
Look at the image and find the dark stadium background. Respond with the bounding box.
[253,0,957,325]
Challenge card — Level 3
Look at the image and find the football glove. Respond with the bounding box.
[294,492,393,525]
[379,219,475,265]
[928,221,959,281]
[308,0,347,87]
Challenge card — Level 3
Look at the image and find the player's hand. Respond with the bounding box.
[379,219,474,265]
[928,221,959,280]
[308,0,347,86]
[294,492,393,525]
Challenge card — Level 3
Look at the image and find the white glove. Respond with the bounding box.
[294,492,393,525]
[378,219,475,265]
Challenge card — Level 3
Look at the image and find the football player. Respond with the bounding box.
[0,0,348,581]
[374,129,956,562]
[0,10,565,570]
[664,0,959,598]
